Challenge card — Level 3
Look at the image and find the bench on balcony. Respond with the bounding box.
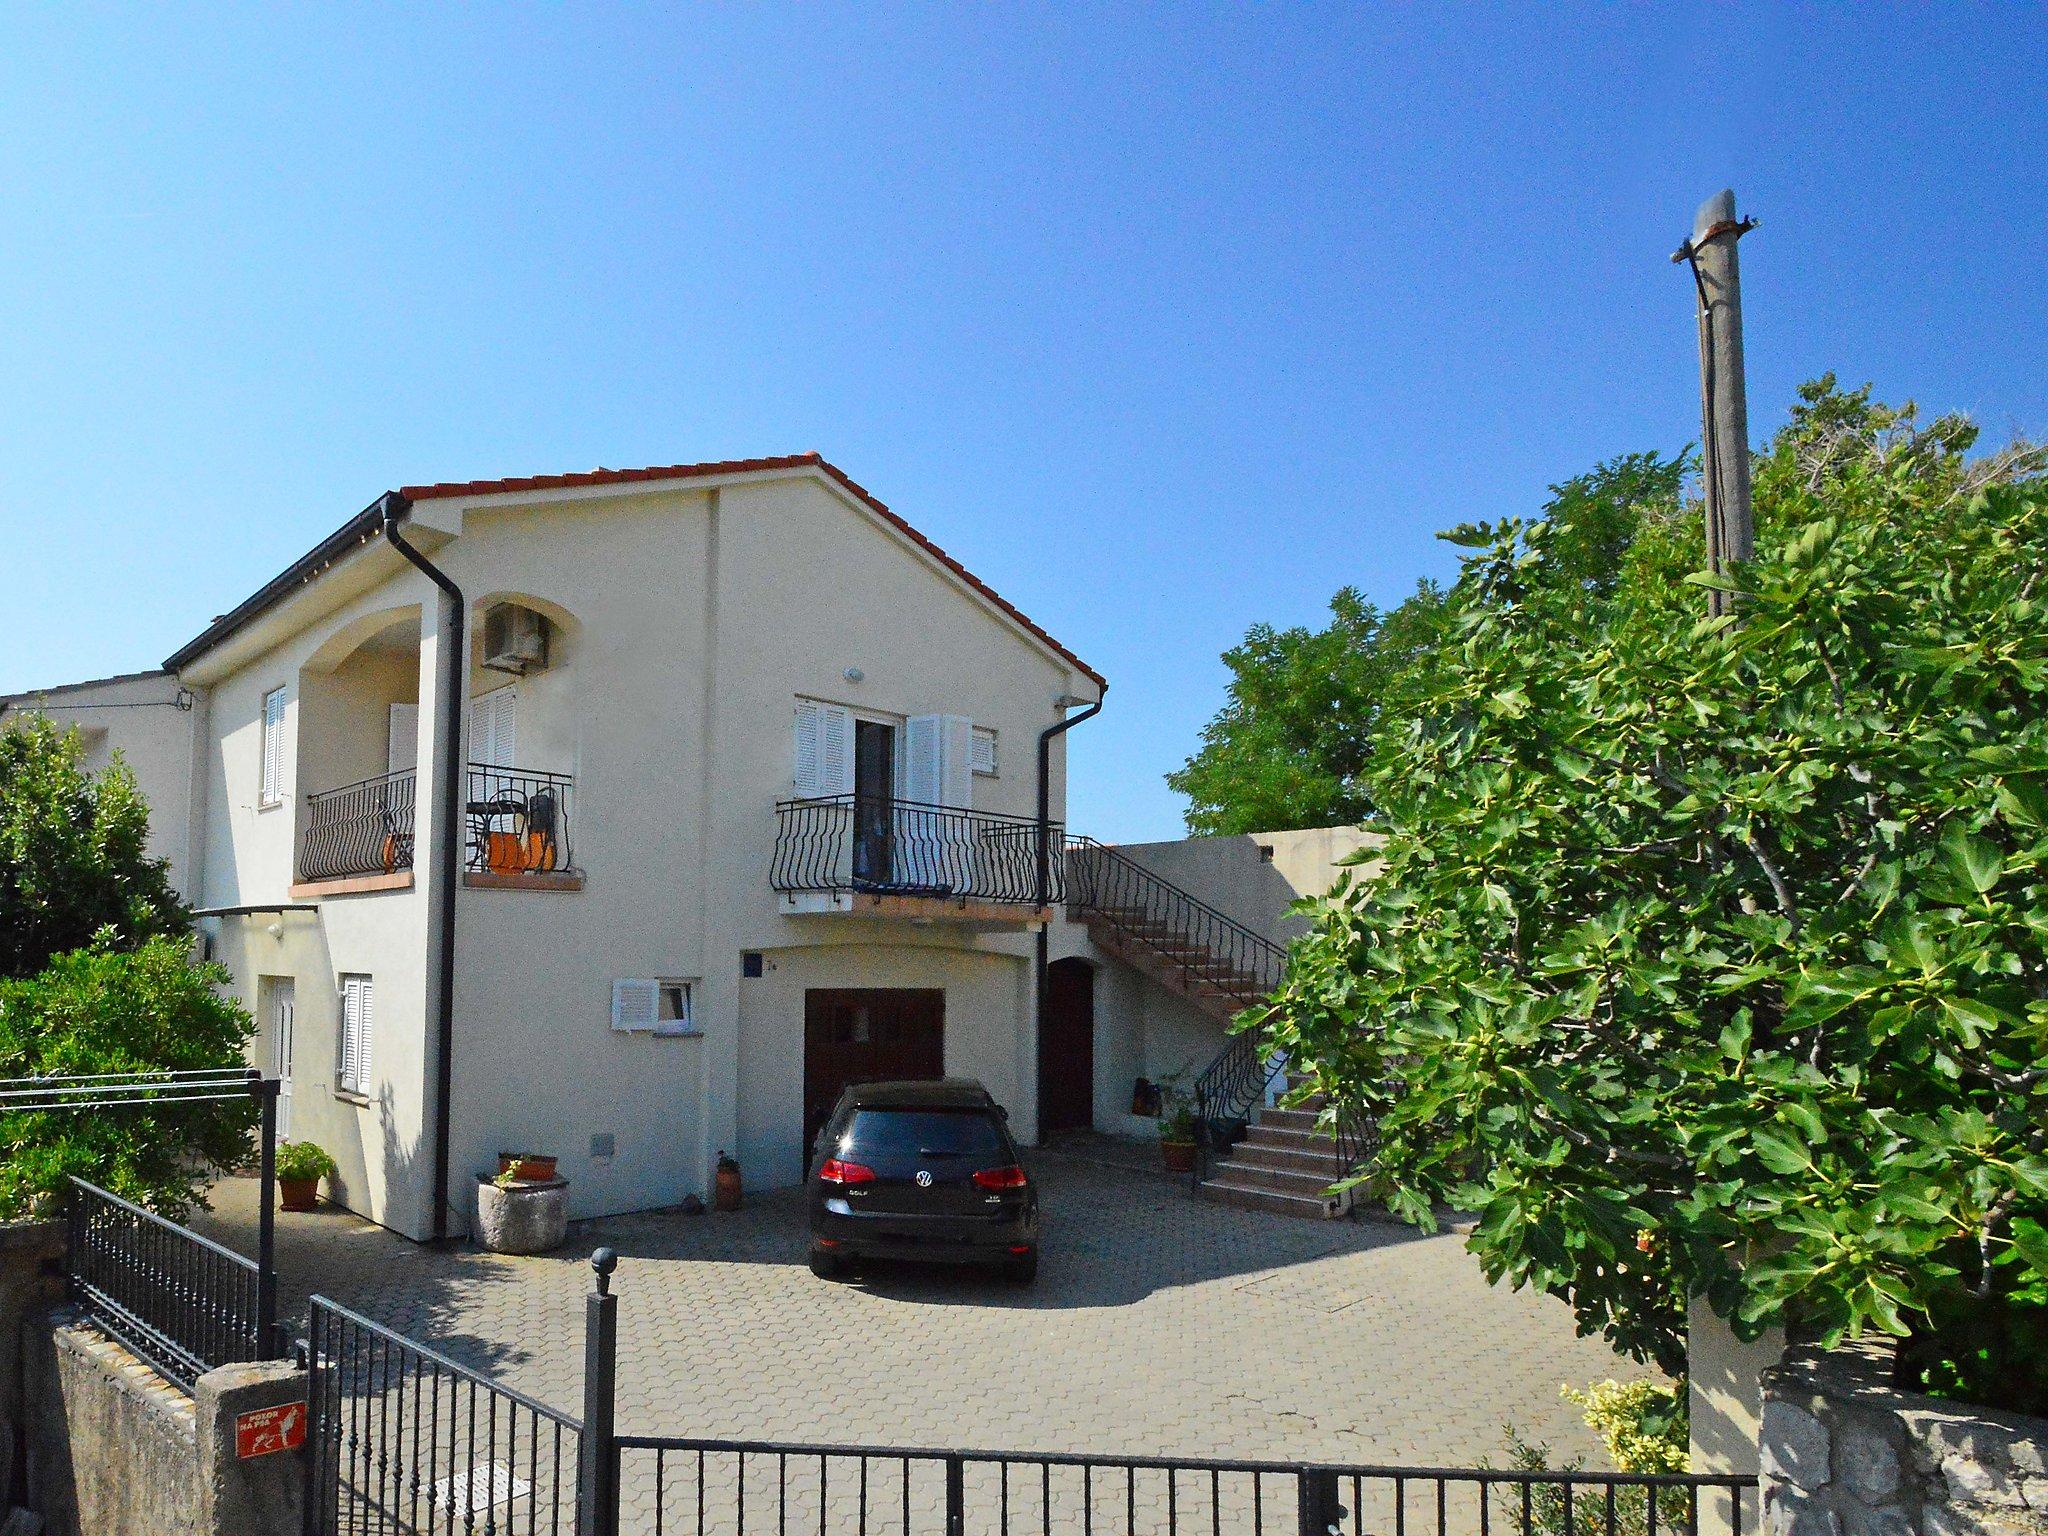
[771,794,1061,926]
[293,765,578,895]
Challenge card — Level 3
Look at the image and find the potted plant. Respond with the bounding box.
[496,1151,558,1183]
[276,1140,337,1212]
[714,1150,742,1212]
[1158,1088,1198,1173]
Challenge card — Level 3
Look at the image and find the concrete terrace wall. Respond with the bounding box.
[1760,1343,2048,1536]
[1111,826,1381,946]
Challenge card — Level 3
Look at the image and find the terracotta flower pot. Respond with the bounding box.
[497,1153,558,1183]
[714,1162,743,1212]
[280,1177,319,1213]
[1160,1140,1197,1174]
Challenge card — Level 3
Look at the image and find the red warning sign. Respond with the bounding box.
[234,1400,307,1459]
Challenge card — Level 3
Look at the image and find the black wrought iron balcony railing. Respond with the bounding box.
[772,795,1064,908]
[299,768,417,882]
[299,763,575,882]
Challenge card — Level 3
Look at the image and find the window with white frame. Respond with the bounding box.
[612,978,698,1037]
[971,726,998,777]
[260,687,287,806]
[337,974,373,1096]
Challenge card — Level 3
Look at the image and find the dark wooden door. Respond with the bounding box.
[1038,958,1095,1134]
[803,988,945,1164]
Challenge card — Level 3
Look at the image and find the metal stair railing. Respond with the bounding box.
[1063,838,1292,1189]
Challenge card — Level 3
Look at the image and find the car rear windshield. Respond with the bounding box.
[840,1108,1005,1161]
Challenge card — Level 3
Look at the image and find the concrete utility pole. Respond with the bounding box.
[1673,189,1758,617]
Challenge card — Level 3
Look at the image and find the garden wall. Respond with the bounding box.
[1760,1342,2048,1536]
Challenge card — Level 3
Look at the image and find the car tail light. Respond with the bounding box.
[818,1158,875,1186]
[972,1165,1029,1191]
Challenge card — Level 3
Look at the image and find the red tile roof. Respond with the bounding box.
[401,452,1104,688]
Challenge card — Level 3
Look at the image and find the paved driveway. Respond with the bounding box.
[198,1145,1650,1470]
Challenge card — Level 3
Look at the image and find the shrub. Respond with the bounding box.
[0,936,256,1219]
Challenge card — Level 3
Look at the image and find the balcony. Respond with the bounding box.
[772,795,1061,925]
[296,764,577,892]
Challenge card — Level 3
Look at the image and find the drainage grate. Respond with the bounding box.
[428,1462,532,1518]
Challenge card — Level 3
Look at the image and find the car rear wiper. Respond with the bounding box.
[918,1148,967,1157]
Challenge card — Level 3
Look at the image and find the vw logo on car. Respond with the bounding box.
[915,1169,934,1187]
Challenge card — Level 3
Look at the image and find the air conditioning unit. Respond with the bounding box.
[482,604,549,675]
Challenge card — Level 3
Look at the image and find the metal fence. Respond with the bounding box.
[772,796,1063,908]
[303,1295,583,1536]
[466,762,575,876]
[66,1175,270,1391]
[607,1441,1754,1536]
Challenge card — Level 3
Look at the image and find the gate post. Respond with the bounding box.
[1298,1467,1345,1536]
[254,1075,281,1357]
[578,1248,620,1536]
[945,1455,965,1536]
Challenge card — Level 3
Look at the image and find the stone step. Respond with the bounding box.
[1228,1140,1351,1176]
[1206,1159,1345,1198]
[1252,1105,1325,1134]
[1238,1123,1341,1155]
[1198,1176,1344,1220]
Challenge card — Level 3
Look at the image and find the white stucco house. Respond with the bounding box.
[7,453,1372,1239]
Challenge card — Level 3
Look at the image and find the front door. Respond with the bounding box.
[1039,958,1094,1134]
[802,988,944,1170]
[851,719,896,888]
[268,979,296,1138]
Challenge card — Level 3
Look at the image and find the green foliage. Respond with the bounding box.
[1562,1380,1688,1475]
[1170,452,1688,836]
[0,716,187,980]
[0,937,256,1219]
[276,1140,338,1183]
[1262,379,2048,1401]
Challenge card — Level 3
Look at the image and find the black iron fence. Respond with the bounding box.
[67,1176,271,1391]
[466,762,575,876]
[300,763,576,882]
[300,1251,1756,1536]
[608,1441,1754,1536]
[772,796,1062,908]
[303,1295,582,1536]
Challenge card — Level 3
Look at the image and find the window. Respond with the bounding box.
[612,978,698,1037]
[337,974,373,1097]
[971,726,998,777]
[260,687,287,806]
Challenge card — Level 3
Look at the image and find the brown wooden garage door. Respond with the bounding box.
[802,988,945,1166]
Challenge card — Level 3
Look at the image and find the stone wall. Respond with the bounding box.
[1761,1341,2048,1536]
[0,1220,66,1507]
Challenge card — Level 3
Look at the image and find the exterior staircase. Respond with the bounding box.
[1197,1077,1352,1219]
[1064,840,1357,1220]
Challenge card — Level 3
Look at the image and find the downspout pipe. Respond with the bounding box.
[1033,690,1104,1139]
[379,492,465,1242]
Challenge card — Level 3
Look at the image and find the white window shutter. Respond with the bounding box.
[793,700,822,797]
[339,975,373,1093]
[904,716,943,805]
[356,978,373,1086]
[939,716,973,808]
[261,688,287,803]
[794,700,852,798]
[612,979,659,1032]
[971,727,998,777]
[387,703,419,774]
[471,688,517,768]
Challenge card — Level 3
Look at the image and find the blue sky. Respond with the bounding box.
[3,7,2042,841]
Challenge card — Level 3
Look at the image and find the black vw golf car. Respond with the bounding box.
[806,1079,1039,1283]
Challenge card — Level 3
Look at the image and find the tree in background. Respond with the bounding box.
[1169,452,1689,836]
[1260,379,2048,1412]
[0,716,187,979]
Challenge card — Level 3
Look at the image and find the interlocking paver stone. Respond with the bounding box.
[198,1148,1654,1476]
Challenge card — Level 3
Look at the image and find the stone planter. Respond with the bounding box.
[1160,1140,1196,1173]
[475,1177,569,1255]
[1760,1341,2048,1536]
